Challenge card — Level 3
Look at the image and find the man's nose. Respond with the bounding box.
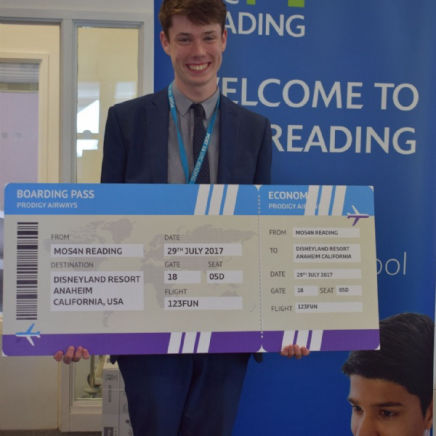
[191,39,206,56]
[354,415,379,436]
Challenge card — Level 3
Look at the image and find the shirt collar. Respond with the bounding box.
[172,82,220,119]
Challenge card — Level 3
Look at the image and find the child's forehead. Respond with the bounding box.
[349,375,415,404]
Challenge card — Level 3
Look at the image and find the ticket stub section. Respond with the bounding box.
[261,215,378,332]
[258,185,379,352]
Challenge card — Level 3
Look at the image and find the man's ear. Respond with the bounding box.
[160,31,170,55]
[424,399,433,430]
[221,28,228,52]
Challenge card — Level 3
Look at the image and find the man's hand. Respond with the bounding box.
[53,346,90,364]
[280,344,310,359]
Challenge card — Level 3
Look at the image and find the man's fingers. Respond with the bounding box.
[72,347,82,362]
[73,346,90,362]
[63,346,75,364]
[291,345,302,359]
[280,344,310,359]
[280,345,295,358]
[53,346,90,364]
[53,350,64,362]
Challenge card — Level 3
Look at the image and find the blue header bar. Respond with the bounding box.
[4,183,374,217]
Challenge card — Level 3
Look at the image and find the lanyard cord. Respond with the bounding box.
[168,83,220,184]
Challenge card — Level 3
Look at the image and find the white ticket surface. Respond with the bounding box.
[2,184,379,355]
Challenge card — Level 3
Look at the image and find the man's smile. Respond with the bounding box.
[187,63,210,72]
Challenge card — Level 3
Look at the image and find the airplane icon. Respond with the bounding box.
[16,323,41,346]
[347,205,370,226]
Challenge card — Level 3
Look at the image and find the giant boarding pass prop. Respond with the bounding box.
[2,184,379,355]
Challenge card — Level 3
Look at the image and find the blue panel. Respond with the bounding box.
[152,1,436,434]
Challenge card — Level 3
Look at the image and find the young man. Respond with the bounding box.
[55,1,308,434]
[342,313,433,436]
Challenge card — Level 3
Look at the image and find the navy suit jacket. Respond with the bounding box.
[101,88,271,363]
[101,88,271,184]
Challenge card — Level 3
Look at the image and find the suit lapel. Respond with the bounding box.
[147,88,169,183]
[218,96,240,183]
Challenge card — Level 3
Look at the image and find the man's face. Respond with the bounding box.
[160,14,227,100]
[348,375,432,436]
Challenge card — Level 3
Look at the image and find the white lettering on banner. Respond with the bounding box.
[220,77,419,112]
[219,78,419,155]
[259,79,280,107]
[284,81,363,109]
[220,77,365,109]
[374,83,419,111]
[226,11,305,38]
[272,124,416,155]
[376,252,407,276]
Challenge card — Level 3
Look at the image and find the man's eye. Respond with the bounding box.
[379,409,397,418]
[351,405,363,414]
[177,38,191,44]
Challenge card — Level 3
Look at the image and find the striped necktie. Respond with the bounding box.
[191,103,210,183]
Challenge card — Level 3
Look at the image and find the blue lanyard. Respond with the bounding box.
[168,83,220,184]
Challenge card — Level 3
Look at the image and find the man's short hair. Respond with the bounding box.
[159,0,227,37]
[342,312,434,415]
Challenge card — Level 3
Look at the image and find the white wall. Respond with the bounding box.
[0,0,153,430]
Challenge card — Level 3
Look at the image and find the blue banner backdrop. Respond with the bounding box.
[154,0,436,433]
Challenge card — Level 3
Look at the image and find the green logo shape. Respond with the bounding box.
[246,0,305,6]
[288,0,305,6]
